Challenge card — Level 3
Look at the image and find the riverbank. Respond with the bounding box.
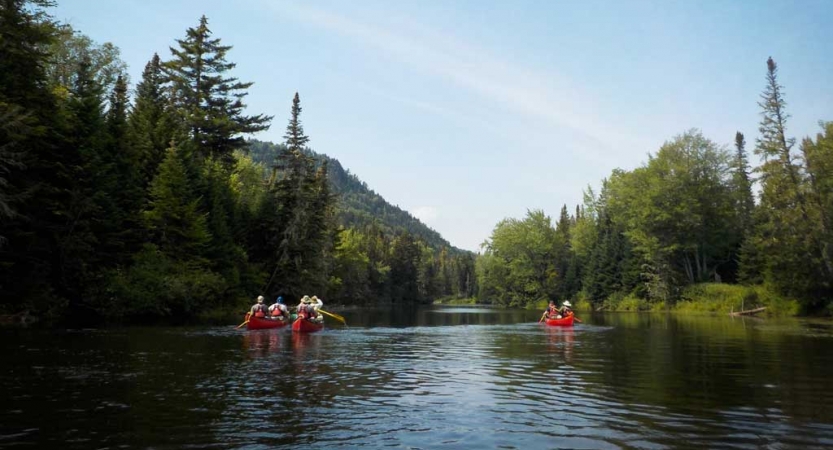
[432,296,479,305]
[562,283,803,317]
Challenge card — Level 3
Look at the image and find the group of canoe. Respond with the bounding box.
[240,294,344,333]
[246,314,324,332]
[242,297,581,331]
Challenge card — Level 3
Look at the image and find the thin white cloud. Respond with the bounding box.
[260,1,644,161]
[412,206,439,224]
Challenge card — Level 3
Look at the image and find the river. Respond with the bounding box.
[2,307,833,449]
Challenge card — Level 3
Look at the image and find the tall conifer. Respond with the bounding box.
[163,15,270,165]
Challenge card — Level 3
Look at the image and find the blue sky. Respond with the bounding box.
[53,0,833,251]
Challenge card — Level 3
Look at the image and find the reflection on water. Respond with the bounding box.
[2,309,833,449]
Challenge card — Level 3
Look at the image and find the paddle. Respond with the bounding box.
[236,313,251,329]
[318,309,347,326]
[538,311,548,323]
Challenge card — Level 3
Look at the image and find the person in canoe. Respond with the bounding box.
[544,300,560,319]
[556,301,574,319]
[250,295,268,318]
[296,296,323,323]
[268,296,289,320]
[310,295,323,313]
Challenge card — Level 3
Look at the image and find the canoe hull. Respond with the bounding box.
[545,315,575,326]
[292,318,324,333]
[246,316,289,330]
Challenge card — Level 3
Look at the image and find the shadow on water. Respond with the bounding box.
[2,309,833,449]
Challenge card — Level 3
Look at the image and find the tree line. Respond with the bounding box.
[0,1,475,324]
[477,57,832,314]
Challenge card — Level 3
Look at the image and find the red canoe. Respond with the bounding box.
[246,316,289,330]
[545,314,575,327]
[292,317,324,333]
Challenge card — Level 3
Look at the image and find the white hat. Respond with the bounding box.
[257,295,264,303]
[562,301,572,307]
[302,295,311,303]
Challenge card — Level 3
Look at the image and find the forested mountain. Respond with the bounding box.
[0,2,476,326]
[247,140,456,252]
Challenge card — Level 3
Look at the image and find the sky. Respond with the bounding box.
[52,0,833,252]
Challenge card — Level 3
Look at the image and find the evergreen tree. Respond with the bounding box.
[59,54,107,303]
[163,15,270,165]
[800,124,833,281]
[752,57,829,304]
[144,143,211,262]
[129,53,175,188]
[0,0,106,318]
[390,232,421,303]
[285,92,310,151]
[732,132,755,232]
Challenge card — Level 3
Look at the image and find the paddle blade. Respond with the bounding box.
[319,309,347,326]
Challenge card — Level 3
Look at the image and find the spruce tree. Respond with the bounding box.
[0,0,68,312]
[144,143,211,262]
[732,132,755,232]
[59,55,107,302]
[752,57,827,303]
[129,53,175,187]
[163,15,270,165]
[285,92,310,151]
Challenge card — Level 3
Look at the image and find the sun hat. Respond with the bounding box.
[302,295,311,303]
[562,300,572,307]
[257,295,264,303]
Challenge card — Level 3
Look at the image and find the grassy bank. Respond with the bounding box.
[432,296,479,306]
[577,283,801,317]
[511,284,801,317]
[673,283,800,316]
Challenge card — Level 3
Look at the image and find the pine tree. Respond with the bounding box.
[144,143,211,262]
[163,15,270,165]
[285,92,310,151]
[390,232,421,303]
[129,53,175,188]
[0,0,68,313]
[751,57,828,303]
[732,132,755,232]
[59,54,107,302]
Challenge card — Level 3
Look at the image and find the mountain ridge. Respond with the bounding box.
[247,139,469,254]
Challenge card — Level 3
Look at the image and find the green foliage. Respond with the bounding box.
[608,130,739,292]
[745,58,832,308]
[46,23,127,96]
[105,244,225,320]
[676,283,799,317]
[129,53,176,189]
[478,210,561,307]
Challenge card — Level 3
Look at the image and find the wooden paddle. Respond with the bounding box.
[538,311,548,323]
[318,309,347,326]
[236,313,251,329]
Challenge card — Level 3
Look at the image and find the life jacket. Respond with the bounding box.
[547,306,558,317]
[299,304,317,319]
[270,306,285,318]
[253,304,266,318]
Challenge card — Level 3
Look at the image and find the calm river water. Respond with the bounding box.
[2,307,833,449]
